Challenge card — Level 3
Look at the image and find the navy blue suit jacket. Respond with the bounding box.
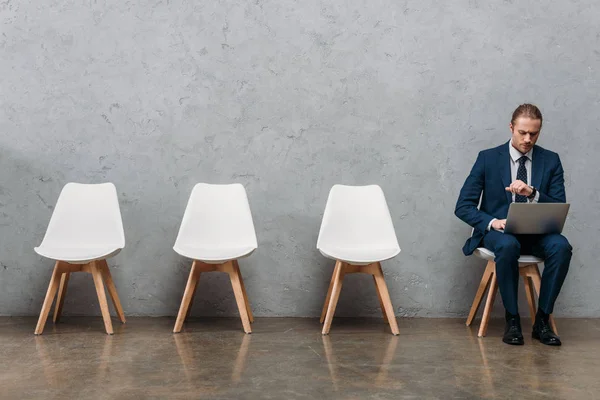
[455,141,566,256]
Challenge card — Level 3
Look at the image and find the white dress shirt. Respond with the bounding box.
[488,140,540,231]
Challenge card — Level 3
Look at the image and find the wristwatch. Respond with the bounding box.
[527,186,537,200]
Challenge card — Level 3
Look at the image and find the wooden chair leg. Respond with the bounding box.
[35,262,63,335]
[91,261,114,335]
[227,261,252,334]
[478,270,498,338]
[99,260,126,324]
[53,272,70,323]
[322,262,345,335]
[523,275,537,327]
[549,315,558,335]
[185,272,200,320]
[320,260,342,323]
[466,261,495,326]
[373,274,388,324]
[372,263,400,335]
[234,260,254,324]
[528,266,558,335]
[174,261,200,333]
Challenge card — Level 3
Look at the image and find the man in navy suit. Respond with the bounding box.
[455,104,571,346]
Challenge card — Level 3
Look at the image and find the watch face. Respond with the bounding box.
[528,188,536,198]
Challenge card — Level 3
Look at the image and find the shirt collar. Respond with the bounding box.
[509,139,533,162]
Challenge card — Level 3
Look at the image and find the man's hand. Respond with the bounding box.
[505,180,533,197]
[491,219,506,231]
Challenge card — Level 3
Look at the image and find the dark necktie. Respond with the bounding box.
[515,156,528,203]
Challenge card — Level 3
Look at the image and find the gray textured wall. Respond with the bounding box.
[1,0,599,318]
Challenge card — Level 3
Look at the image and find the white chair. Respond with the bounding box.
[317,184,401,335]
[173,183,257,334]
[466,247,558,337]
[34,183,126,335]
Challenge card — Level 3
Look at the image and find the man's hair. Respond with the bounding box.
[511,103,543,127]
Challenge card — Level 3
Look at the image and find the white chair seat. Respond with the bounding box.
[173,183,258,263]
[318,246,400,265]
[474,247,543,265]
[173,244,256,264]
[34,246,123,264]
[35,183,125,264]
[317,185,401,265]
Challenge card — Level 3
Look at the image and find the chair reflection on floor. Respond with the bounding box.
[322,335,400,391]
[34,334,114,387]
[174,331,251,384]
[465,324,569,398]
[465,326,496,397]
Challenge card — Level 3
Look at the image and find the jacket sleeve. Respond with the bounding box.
[455,151,495,232]
[538,155,567,203]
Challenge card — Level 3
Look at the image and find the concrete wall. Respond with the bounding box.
[1,0,599,318]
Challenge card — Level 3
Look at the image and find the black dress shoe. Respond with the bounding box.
[532,320,562,346]
[503,312,524,345]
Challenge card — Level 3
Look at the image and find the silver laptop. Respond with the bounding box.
[503,203,570,235]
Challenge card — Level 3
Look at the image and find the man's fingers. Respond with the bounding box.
[508,180,526,192]
[513,180,528,194]
[507,181,527,194]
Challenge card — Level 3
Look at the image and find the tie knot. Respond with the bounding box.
[518,156,528,166]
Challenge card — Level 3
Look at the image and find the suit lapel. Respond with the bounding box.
[499,142,512,204]
[531,145,544,190]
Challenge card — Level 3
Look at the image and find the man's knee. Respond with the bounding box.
[495,235,521,258]
[545,234,573,259]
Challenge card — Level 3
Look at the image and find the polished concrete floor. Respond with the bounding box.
[1,317,599,399]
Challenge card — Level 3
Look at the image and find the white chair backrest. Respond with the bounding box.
[317,184,399,250]
[174,183,257,249]
[39,183,125,249]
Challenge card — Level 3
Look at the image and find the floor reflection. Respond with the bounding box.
[322,334,400,391]
[466,326,496,397]
[173,333,252,384]
[35,334,114,387]
[465,323,571,399]
[3,318,596,399]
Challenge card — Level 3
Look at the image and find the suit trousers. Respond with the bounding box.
[482,230,572,315]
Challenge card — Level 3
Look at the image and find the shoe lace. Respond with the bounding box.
[508,319,521,333]
[539,322,552,335]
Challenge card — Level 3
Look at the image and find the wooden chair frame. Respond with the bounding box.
[35,259,126,335]
[320,260,399,335]
[173,259,253,334]
[466,260,558,337]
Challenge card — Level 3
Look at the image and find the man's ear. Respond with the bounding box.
[509,123,514,132]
